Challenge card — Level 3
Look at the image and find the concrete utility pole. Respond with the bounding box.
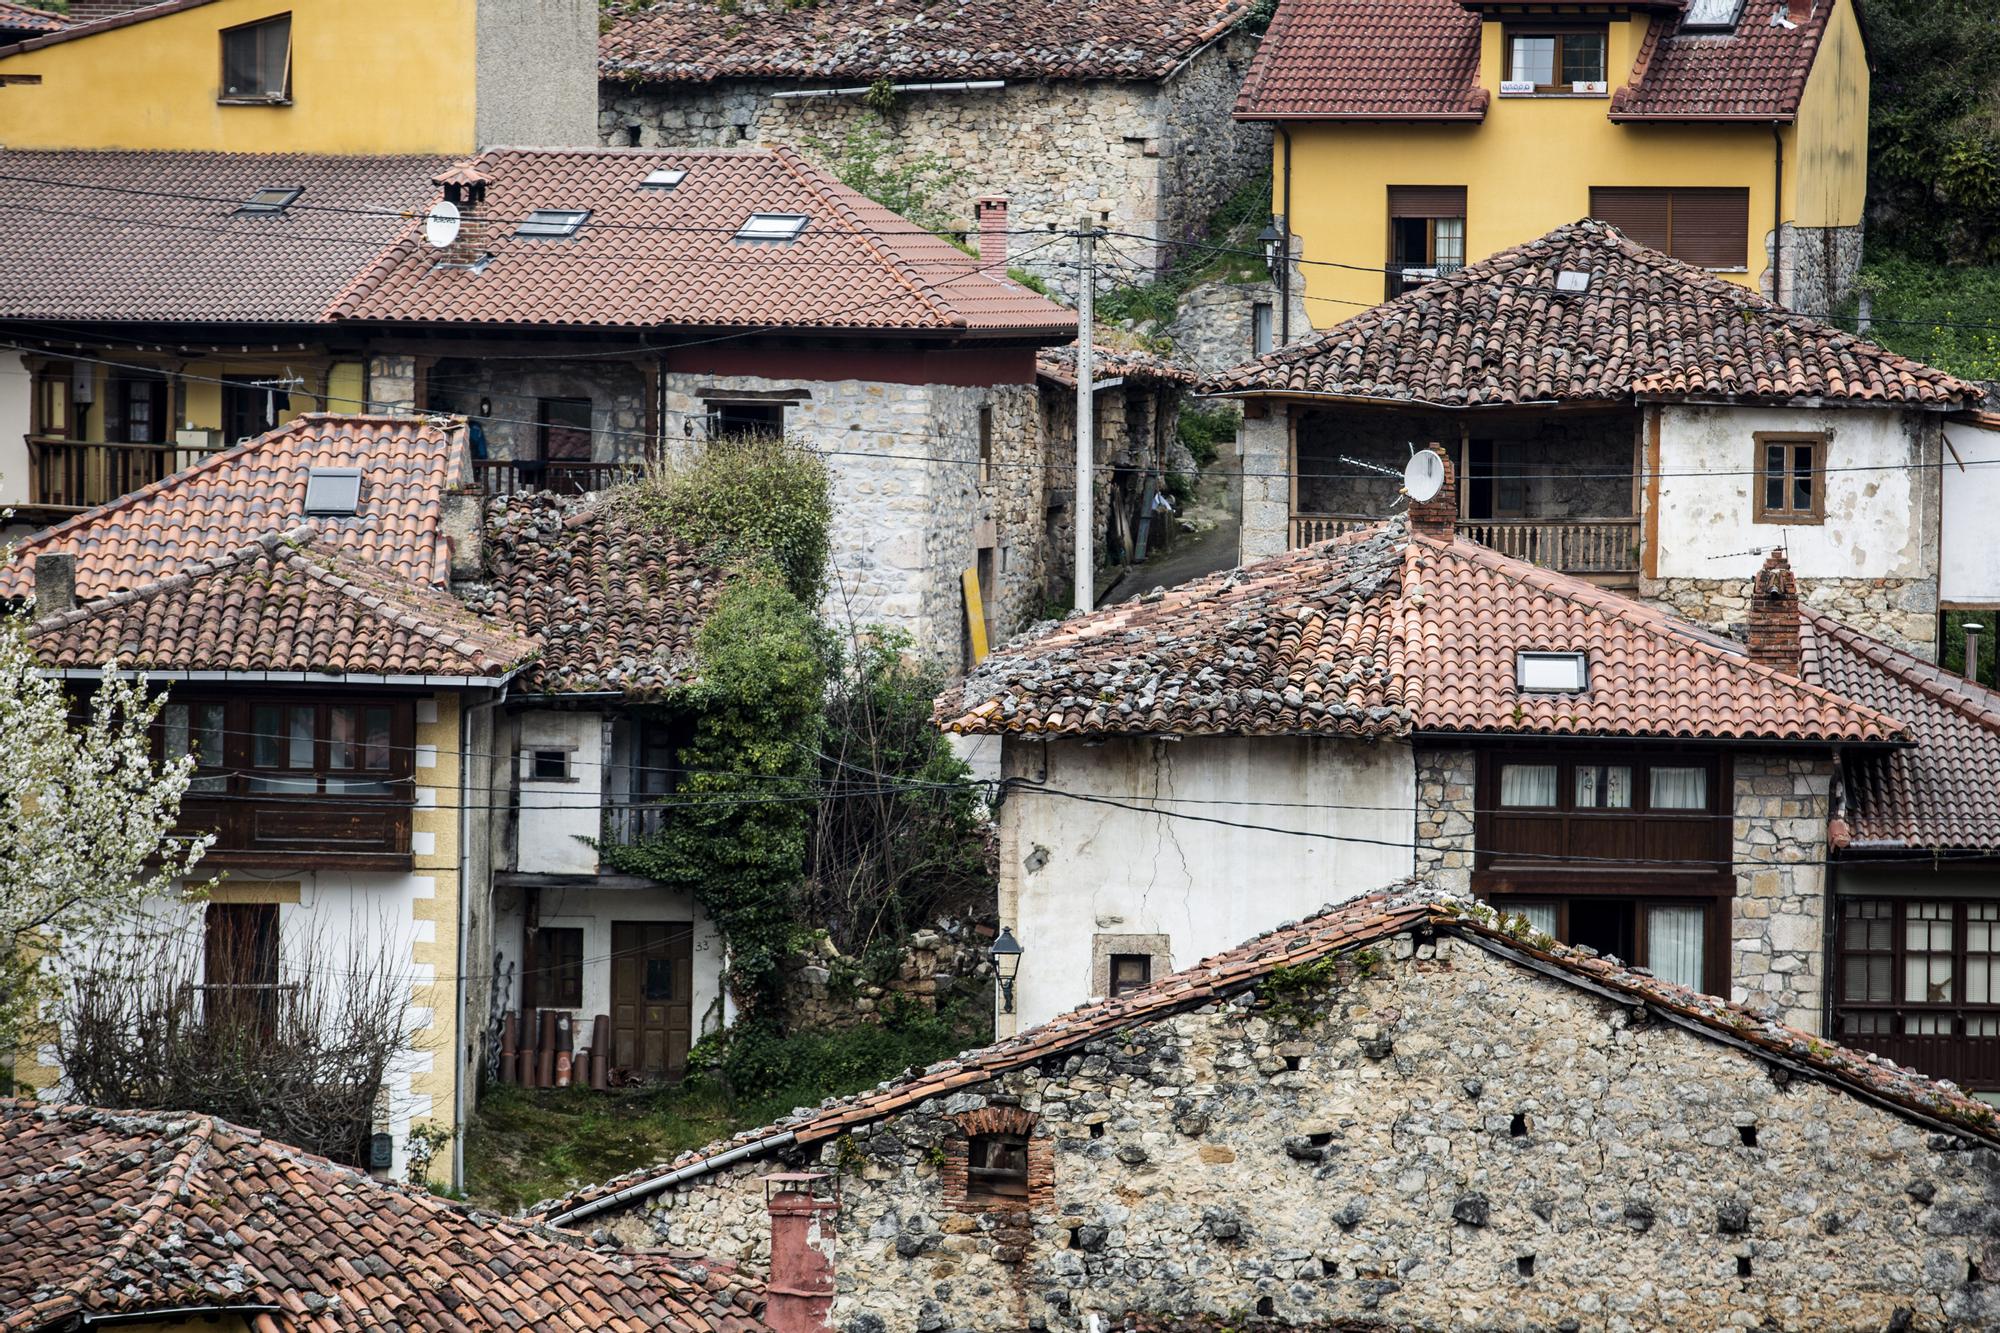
[1074,214,1097,615]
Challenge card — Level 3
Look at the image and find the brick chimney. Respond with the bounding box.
[764,1174,837,1333]
[35,552,75,616]
[974,196,1008,266]
[1747,548,1802,675]
[65,0,157,23]
[1407,443,1457,541]
[431,163,495,268]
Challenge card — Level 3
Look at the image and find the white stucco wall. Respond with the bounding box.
[1942,418,2000,606]
[494,883,726,1041]
[995,733,1416,1031]
[515,709,603,876]
[0,350,30,507]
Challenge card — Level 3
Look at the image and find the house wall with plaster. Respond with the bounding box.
[0,351,30,509]
[1941,418,2000,608]
[994,734,1414,1032]
[513,708,605,877]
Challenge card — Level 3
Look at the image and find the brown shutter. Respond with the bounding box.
[1388,186,1466,218]
[1667,188,1749,268]
[1589,187,1671,253]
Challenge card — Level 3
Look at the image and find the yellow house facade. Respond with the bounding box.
[0,0,597,153]
[1236,0,1869,324]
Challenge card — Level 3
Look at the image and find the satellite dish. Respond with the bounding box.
[1403,449,1446,503]
[424,200,462,250]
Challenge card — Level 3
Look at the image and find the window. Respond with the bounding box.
[248,702,400,796]
[530,926,584,1009]
[1572,763,1633,809]
[517,209,590,239]
[1498,763,1560,807]
[1387,186,1466,298]
[1491,896,1714,991]
[966,1133,1030,1200]
[1517,651,1588,693]
[527,749,572,781]
[1753,432,1825,524]
[1464,439,1524,518]
[113,375,168,445]
[641,168,688,190]
[302,467,362,517]
[735,213,810,244]
[220,13,291,102]
[204,901,280,1033]
[1502,29,1606,93]
[1837,900,2000,1052]
[1648,765,1708,810]
[164,701,229,793]
[706,400,785,441]
[1588,187,1750,269]
[1252,302,1274,355]
[978,405,994,488]
[222,376,283,443]
[1108,953,1152,997]
[235,186,302,216]
[1681,0,1745,31]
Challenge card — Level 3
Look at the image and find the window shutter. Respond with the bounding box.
[1668,188,1748,268]
[1589,187,1671,253]
[1387,186,1466,219]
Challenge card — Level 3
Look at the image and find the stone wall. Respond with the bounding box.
[1643,575,1939,658]
[426,356,650,464]
[1237,406,1291,564]
[783,922,996,1034]
[1729,754,1835,1033]
[1766,222,1867,318]
[1412,747,1474,894]
[1040,380,1184,606]
[600,929,2000,1331]
[1154,33,1272,251]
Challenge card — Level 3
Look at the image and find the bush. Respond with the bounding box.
[1177,404,1240,469]
[711,1000,965,1103]
[1843,257,2000,379]
[804,118,962,236]
[1866,0,2000,263]
[624,436,832,603]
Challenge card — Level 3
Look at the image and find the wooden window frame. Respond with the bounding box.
[1481,891,1728,994]
[218,12,293,105]
[1474,748,1732,888]
[965,1132,1032,1201]
[1836,898,2000,1035]
[1501,27,1608,94]
[1752,431,1827,525]
[529,925,586,1009]
[1107,952,1152,997]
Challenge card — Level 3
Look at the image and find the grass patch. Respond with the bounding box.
[1843,256,2000,380]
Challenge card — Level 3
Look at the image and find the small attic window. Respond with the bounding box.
[1681,0,1746,30]
[1517,651,1588,693]
[517,209,590,239]
[303,467,362,517]
[641,168,688,190]
[1555,269,1592,293]
[236,186,303,216]
[735,213,810,244]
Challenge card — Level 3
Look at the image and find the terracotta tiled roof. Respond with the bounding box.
[0,151,451,324]
[0,415,469,604]
[331,148,1075,337]
[534,881,2000,1221]
[1036,340,1198,388]
[1612,0,1834,121]
[1233,0,1487,121]
[28,529,536,680]
[933,518,1906,743]
[0,1099,770,1333]
[458,492,734,698]
[599,0,1257,84]
[1207,220,1982,407]
[1801,610,2000,852]
[0,1,66,39]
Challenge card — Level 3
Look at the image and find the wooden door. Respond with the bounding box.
[610,920,693,1079]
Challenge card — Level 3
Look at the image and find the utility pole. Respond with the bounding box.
[1073,214,1097,615]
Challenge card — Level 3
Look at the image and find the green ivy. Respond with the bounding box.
[803,117,962,237]
[621,436,833,604]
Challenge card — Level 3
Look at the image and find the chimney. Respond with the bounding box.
[432,163,495,268]
[764,1173,837,1333]
[1747,548,1802,675]
[1966,621,1985,686]
[443,487,486,584]
[35,552,75,617]
[65,0,157,23]
[1407,443,1457,542]
[1785,0,1812,23]
[974,196,1009,266]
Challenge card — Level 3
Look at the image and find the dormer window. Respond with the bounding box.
[1501,28,1607,95]
[517,209,590,239]
[235,186,302,216]
[220,13,291,103]
[1516,651,1588,693]
[735,214,810,244]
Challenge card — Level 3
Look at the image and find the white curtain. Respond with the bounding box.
[1646,905,1705,990]
[1651,766,1707,810]
[1575,765,1633,809]
[1500,763,1559,807]
[1515,903,1558,937]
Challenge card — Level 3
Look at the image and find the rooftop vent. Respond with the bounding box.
[517,209,590,239]
[641,168,688,191]
[236,186,303,216]
[1516,651,1588,693]
[303,467,363,517]
[1555,269,1592,293]
[1681,0,1746,29]
[735,213,811,244]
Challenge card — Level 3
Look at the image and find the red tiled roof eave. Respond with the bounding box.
[1233,0,1487,121]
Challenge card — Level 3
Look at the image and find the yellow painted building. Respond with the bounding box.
[1236,0,1870,323]
[0,0,598,153]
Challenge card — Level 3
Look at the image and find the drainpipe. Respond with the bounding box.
[1771,124,1785,308]
[1278,128,1294,347]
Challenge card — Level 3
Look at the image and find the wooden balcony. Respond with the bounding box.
[1290,514,1641,583]
[474,458,647,498]
[178,787,414,869]
[601,799,671,848]
[27,436,225,511]
[1837,1020,2000,1094]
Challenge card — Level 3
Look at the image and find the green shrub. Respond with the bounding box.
[624,436,832,603]
[804,117,962,236]
[1178,404,1240,469]
[1842,256,2000,379]
[714,999,965,1103]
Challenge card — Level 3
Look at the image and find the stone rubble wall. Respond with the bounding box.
[423,357,650,465]
[1643,575,1939,659]
[1766,222,1867,318]
[600,930,2000,1332]
[1040,381,1184,608]
[1730,754,1835,1034]
[783,923,996,1034]
[1412,747,1475,894]
[1237,407,1291,564]
[1162,276,1305,376]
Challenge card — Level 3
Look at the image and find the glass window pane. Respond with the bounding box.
[287,706,314,769]
[165,705,191,762]
[1574,764,1633,808]
[1650,766,1707,809]
[1433,217,1464,270]
[1906,902,1954,1004]
[1646,904,1706,990]
[1499,763,1559,807]
[329,706,357,770]
[364,707,391,770]
[1515,903,1558,937]
[1511,36,1555,85]
[252,704,282,768]
[1561,32,1605,83]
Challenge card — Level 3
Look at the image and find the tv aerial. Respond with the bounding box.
[1337,443,1447,511]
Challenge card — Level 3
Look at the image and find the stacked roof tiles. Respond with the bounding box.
[1206,220,1982,407]
[1035,340,1198,388]
[0,1099,770,1333]
[935,517,1906,744]
[0,0,65,40]
[1233,0,1487,121]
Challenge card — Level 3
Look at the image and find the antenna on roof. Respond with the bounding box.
[425,200,462,250]
[1403,448,1446,503]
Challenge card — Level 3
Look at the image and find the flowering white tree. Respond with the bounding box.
[0,620,212,1067]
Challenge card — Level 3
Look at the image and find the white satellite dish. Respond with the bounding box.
[424,200,462,250]
[1403,449,1446,502]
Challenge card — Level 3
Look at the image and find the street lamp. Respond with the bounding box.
[1257,216,1286,274]
[989,927,1023,1014]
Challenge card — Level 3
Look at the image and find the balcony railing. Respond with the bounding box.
[1290,513,1640,578]
[601,799,671,847]
[474,458,647,498]
[27,436,225,511]
[178,786,414,868]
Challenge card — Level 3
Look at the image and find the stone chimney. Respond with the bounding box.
[974,196,1009,266]
[443,487,486,584]
[65,0,157,23]
[1747,548,1802,675]
[764,1173,837,1333]
[1407,443,1457,542]
[432,163,495,268]
[35,552,75,616]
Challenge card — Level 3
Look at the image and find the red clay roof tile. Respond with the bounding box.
[1234,0,1488,121]
[1611,0,1834,120]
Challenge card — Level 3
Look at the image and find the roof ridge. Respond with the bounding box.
[767,145,965,330]
[1803,606,2000,734]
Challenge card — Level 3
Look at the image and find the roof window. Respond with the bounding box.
[1517,651,1589,693]
[235,186,303,216]
[1681,0,1746,31]
[641,168,688,190]
[1555,269,1592,293]
[517,209,590,239]
[302,467,363,517]
[735,213,811,244]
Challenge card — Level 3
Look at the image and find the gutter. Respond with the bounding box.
[73,1308,288,1331]
[37,668,525,688]
[543,1130,799,1228]
[1234,112,1487,123]
[1772,122,1786,307]
[770,80,1004,100]
[1278,127,1293,347]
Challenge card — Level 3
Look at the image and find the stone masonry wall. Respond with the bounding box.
[425,357,650,464]
[601,930,2000,1331]
[1237,406,1291,564]
[1766,222,1867,319]
[1155,33,1272,252]
[783,922,996,1034]
[1644,575,1939,659]
[1730,754,1835,1034]
[1412,747,1475,894]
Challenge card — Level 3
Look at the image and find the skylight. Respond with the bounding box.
[235,186,303,216]
[1681,0,1745,30]
[516,209,590,239]
[1517,651,1589,693]
[1555,269,1592,293]
[303,467,363,517]
[641,168,688,190]
[735,213,811,244]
